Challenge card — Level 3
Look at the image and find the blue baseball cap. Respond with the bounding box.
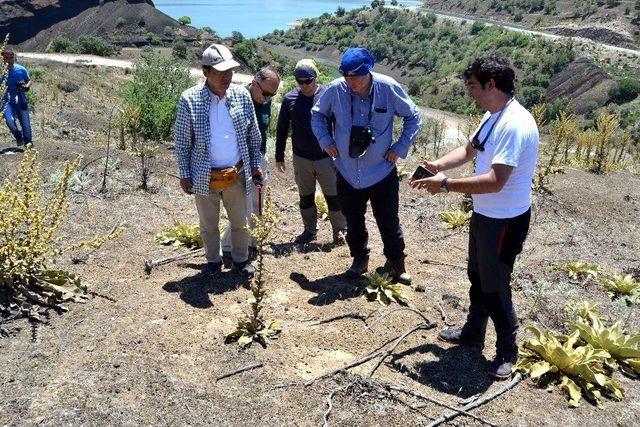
[339,47,375,77]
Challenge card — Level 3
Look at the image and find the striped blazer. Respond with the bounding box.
[174,83,262,196]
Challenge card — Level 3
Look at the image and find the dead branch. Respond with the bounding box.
[322,388,340,427]
[368,322,436,377]
[100,104,117,193]
[364,307,435,332]
[377,381,497,427]
[457,392,482,405]
[144,248,204,274]
[216,363,263,381]
[71,216,124,264]
[304,351,382,387]
[420,258,466,269]
[309,311,368,326]
[428,373,523,427]
[436,302,455,327]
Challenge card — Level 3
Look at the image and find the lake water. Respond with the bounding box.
[153,1,421,38]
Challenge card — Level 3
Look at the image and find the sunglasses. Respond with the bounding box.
[296,78,315,85]
[255,79,277,98]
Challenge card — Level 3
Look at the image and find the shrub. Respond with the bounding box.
[76,34,119,56]
[178,16,191,25]
[608,79,640,104]
[121,53,194,142]
[115,17,126,27]
[46,36,76,53]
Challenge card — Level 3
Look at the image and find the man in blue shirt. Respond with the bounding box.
[311,47,421,284]
[1,49,33,148]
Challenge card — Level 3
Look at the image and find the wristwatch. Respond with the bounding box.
[440,177,449,193]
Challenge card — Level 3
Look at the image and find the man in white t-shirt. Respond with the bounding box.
[409,52,539,380]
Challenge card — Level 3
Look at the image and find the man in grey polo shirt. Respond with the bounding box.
[174,44,263,277]
[311,47,421,284]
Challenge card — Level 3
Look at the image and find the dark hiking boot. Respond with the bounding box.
[222,251,233,269]
[380,257,412,285]
[233,261,255,277]
[345,255,369,279]
[294,229,317,244]
[332,229,346,246]
[437,327,484,348]
[204,261,222,275]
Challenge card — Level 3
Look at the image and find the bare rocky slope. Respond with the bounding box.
[0,0,198,50]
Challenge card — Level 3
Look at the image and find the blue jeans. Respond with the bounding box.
[3,102,32,146]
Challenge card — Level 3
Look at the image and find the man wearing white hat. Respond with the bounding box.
[174,43,263,277]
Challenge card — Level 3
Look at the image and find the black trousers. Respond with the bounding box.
[462,209,531,357]
[336,169,405,260]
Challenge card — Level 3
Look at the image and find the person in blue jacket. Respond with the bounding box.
[1,49,33,148]
[311,47,422,284]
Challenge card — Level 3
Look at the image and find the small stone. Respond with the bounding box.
[415,284,427,293]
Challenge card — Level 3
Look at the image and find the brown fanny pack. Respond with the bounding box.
[210,160,243,191]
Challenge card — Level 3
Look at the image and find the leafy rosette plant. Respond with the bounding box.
[439,209,471,230]
[556,262,601,281]
[516,326,624,407]
[155,220,203,248]
[364,272,409,306]
[598,274,640,303]
[315,194,328,220]
[570,315,640,377]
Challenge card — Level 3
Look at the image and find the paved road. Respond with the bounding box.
[18,52,254,84]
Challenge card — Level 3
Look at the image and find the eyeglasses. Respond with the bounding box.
[255,79,277,98]
[296,78,315,86]
[470,98,513,152]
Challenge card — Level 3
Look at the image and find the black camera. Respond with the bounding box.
[349,125,375,158]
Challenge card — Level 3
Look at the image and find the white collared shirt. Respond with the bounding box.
[209,92,241,169]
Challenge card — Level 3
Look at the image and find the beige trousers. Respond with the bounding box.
[221,153,267,251]
[195,173,248,264]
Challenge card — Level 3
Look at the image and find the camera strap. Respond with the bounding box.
[349,85,375,125]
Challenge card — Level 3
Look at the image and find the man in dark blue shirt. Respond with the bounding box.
[311,48,421,283]
[1,49,33,148]
[276,59,346,245]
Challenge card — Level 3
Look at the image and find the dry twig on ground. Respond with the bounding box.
[216,363,264,381]
[309,311,369,326]
[144,248,204,274]
[436,302,455,327]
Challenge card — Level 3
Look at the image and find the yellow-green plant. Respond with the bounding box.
[591,112,619,174]
[598,274,640,303]
[570,314,640,377]
[364,271,409,306]
[439,209,471,230]
[226,188,281,348]
[0,149,124,311]
[556,262,601,281]
[565,300,599,323]
[315,194,328,220]
[531,103,547,131]
[516,326,624,407]
[396,164,410,181]
[534,111,577,193]
[155,220,202,248]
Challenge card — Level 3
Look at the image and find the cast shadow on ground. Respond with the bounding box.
[0,146,25,155]
[290,271,364,306]
[271,241,333,258]
[163,267,249,309]
[387,343,493,399]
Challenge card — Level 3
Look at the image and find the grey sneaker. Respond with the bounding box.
[487,355,516,380]
[437,327,484,348]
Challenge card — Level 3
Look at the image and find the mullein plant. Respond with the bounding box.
[226,188,281,348]
[0,149,124,313]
